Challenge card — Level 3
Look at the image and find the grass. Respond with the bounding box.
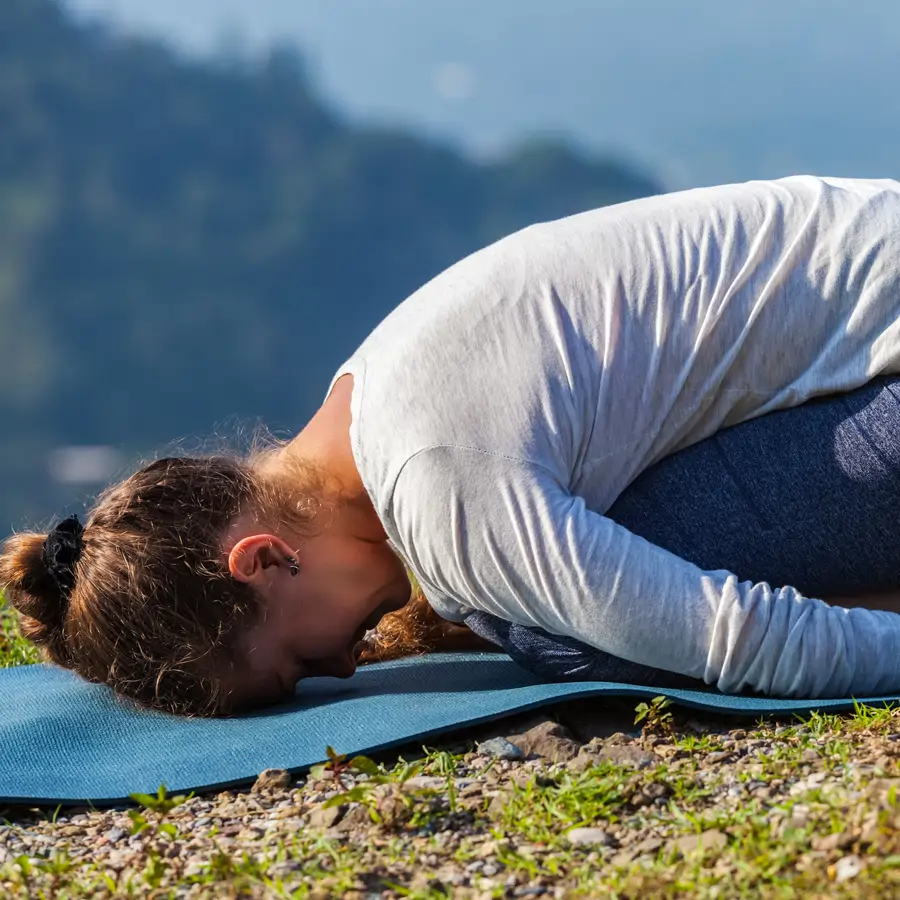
[4,597,900,897]
[0,595,39,667]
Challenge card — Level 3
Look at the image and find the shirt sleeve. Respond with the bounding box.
[389,444,900,698]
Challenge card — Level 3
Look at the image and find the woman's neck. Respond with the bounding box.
[278,374,387,541]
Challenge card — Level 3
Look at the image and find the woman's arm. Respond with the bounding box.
[390,445,900,698]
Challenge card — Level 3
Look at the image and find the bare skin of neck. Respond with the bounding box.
[266,374,388,540]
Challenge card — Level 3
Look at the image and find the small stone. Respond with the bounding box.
[505,721,581,764]
[813,830,856,852]
[644,782,672,800]
[334,804,371,831]
[272,804,304,820]
[859,824,883,846]
[610,849,637,867]
[403,776,447,791]
[307,805,344,829]
[487,788,515,816]
[654,744,679,758]
[569,741,658,773]
[566,754,596,774]
[706,751,734,764]
[459,782,486,798]
[268,860,303,877]
[566,827,615,847]
[831,854,864,882]
[104,826,127,844]
[596,744,659,768]
[252,768,293,791]
[801,749,820,762]
[477,738,525,761]
[783,805,811,831]
[665,828,727,858]
[633,835,664,855]
[865,777,900,807]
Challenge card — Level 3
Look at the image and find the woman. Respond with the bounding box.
[5,173,900,716]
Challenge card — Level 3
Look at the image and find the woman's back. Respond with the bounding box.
[323,175,900,701]
[329,175,900,516]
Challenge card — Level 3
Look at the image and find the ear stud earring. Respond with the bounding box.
[286,556,299,577]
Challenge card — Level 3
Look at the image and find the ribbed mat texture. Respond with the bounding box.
[2,653,897,804]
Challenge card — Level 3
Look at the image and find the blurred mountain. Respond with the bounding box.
[0,0,661,528]
[65,0,900,189]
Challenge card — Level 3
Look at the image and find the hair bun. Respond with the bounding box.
[0,530,74,660]
[42,515,84,598]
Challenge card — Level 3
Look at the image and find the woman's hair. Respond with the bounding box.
[0,451,335,717]
[357,589,500,663]
[0,448,496,717]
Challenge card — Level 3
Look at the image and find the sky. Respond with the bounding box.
[64,0,900,190]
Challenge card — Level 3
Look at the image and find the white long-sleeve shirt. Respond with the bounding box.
[325,175,900,698]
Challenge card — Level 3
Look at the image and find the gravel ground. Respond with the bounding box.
[4,696,900,898]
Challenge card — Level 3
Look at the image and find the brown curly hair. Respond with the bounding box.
[0,452,338,716]
[0,451,496,717]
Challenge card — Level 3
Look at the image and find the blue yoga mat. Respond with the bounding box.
[2,652,898,805]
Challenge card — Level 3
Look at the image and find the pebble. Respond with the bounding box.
[812,830,855,852]
[832,854,864,882]
[4,704,900,897]
[307,805,343,829]
[665,828,727,858]
[633,836,664,855]
[706,750,734,764]
[566,827,615,847]
[505,720,581,764]
[403,776,448,791]
[477,738,526,761]
[595,744,658,768]
[252,768,293,791]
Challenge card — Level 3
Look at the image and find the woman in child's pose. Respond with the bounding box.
[5,174,900,716]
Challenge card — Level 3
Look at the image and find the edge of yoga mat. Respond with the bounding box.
[2,652,900,806]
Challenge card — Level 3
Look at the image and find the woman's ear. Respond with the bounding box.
[228,534,290,584]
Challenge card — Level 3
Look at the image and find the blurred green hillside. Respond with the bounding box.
[0,0,661,528]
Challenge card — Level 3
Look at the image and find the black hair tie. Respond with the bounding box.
[42,514,85,599]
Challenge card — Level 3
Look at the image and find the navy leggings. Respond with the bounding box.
[464,375,900,688]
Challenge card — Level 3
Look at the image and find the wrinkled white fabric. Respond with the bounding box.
[325,175,900,698]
